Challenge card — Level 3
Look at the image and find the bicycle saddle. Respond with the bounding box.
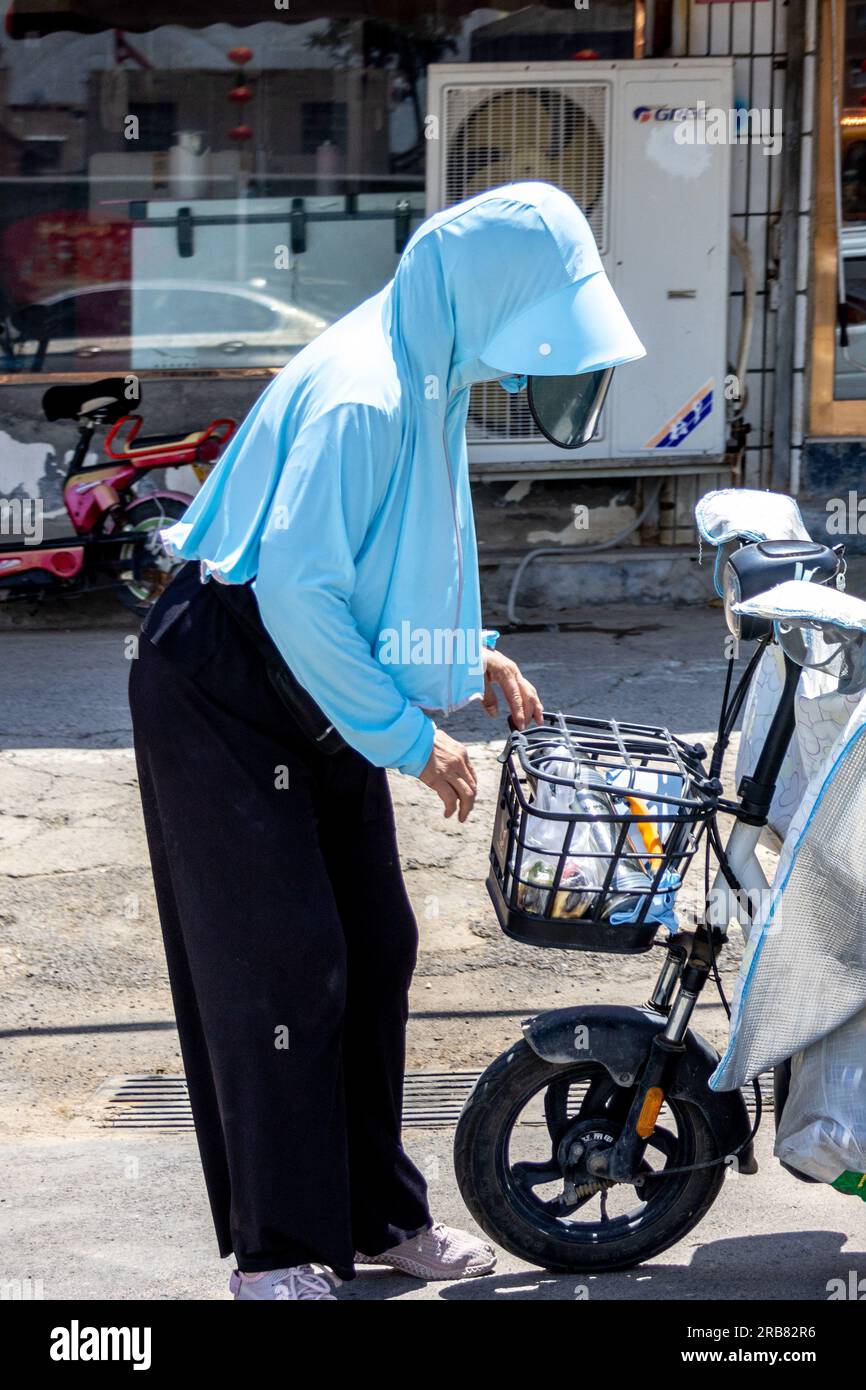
[42,377,138,423]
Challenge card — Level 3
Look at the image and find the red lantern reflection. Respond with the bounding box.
[227,48,254,145]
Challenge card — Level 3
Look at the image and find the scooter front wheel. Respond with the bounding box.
[454,1040,726,1273]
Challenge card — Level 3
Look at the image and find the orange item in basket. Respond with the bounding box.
[624,796,665,868]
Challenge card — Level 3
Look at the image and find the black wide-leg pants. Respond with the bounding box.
[129,564,430,1278]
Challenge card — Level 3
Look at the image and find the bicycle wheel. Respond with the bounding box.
[114,496,188,614]
[454,1039,726,1273]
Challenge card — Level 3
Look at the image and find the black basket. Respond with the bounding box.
[488,713,720,953]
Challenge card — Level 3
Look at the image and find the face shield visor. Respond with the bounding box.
[479,269,646,451]
[527,366,614,449]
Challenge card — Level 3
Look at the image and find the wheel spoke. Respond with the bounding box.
[511,1159,564,1193]
[564,1187,604,1215]
[575,1073,618,1122]
[543,1078,571,1152]
[542,1195,583,1218]
[646,1124,679,1164]
[631,1125,681,1199]
[511,1162,606,1219]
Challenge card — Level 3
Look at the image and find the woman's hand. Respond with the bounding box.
[481,647,544,730]
[419,729,477,822]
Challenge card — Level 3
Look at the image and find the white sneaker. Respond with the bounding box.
[230,1264,340,1300]
[355,1222,496,1280]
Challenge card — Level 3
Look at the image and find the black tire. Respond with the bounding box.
[113,496,189,616]
[454,1039,726,1273]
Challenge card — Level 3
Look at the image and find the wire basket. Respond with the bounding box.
[488,713,720,953]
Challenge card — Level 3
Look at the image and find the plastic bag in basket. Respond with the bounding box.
[514,746,679,925]
[515,747,606,919]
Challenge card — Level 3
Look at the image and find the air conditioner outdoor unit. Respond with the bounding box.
[426,60,733,478]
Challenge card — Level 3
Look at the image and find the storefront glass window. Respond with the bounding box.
[0,0,637,376]
[837,0,866,396]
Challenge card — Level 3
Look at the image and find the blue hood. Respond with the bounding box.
[162,182,644,775]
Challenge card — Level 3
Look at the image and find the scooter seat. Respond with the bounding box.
[42,378,139,424]
[734,578,866,634]
[130,431,187,449]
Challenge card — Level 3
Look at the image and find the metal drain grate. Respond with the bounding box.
[97,1069,774,1131]
[100,1075,194,1130]
[745,1072,776,1114]
[98,1071,483,1131]
[402,1071,481,1126]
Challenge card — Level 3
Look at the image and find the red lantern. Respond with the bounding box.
[227,47,253,145]
[571,49,600,61]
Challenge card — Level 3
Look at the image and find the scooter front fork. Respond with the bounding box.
[586,931,723,1184]
[647,934,688,1014]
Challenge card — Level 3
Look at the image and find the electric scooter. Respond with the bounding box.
[454,502,863,1272]
[0,377,235,614]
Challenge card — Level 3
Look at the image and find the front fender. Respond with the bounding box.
[523,1004,757,1175]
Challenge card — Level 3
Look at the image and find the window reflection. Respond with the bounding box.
[837,0,866,394]
[842,0,866,221]
[0,2,639,375]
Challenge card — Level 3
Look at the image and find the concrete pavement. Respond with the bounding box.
[2,601,865,1300]
[3,1128,864,1301]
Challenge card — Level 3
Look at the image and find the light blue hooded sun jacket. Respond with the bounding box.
[162,182,644,776]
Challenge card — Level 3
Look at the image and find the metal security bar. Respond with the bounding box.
[127,196,422,259]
